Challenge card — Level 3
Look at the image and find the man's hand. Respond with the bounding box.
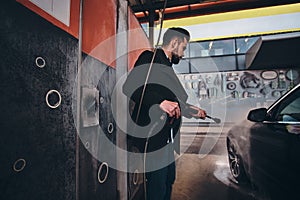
[189,105,206,119]
[159,100,181,119]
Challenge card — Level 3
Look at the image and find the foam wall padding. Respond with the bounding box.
[0,1,118,199]
[78,57,117,199]
[0,2,77,200]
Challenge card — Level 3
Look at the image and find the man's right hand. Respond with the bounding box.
[159,100,181,119]
[188,105,206,119]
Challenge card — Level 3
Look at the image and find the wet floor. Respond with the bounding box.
[171,126,264,200]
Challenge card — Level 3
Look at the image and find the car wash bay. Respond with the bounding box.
[172,125,259,200]
[2,1,300,200]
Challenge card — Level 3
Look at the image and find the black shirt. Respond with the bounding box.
[123,48,192,152]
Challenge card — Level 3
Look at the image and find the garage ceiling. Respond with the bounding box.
[128,0,300,22]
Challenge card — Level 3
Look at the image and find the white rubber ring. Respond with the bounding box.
[13,158,26,172]
[98,162,109,184]
[35,57,46,68]
[107,123,114,134]
[99,97,104,104]
[133,169,139,185]
[85,142,90,149]
[46,90,62,109]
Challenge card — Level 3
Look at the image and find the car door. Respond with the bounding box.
[249,87,300,199]
[271,88,300,199]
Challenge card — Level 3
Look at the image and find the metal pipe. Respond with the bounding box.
[148,9,155,45]
[76,0,84,199]
[116,0,128,199]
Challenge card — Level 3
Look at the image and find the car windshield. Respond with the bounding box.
[276,88,300,122]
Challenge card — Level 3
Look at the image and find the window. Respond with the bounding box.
[274,88,300,122]
[182,38,238,73]
[189,39,235,58]
[236,37,260,54]
[30,0,71,26]
[173,59,190,74]
[190,56,236,73]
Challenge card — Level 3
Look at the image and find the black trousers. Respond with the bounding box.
[145,143,176,200]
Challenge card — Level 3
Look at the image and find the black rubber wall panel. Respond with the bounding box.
[78,57,117,200]
[0,1,117,200]
[0,2,77,200]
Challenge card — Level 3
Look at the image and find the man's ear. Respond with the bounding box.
[171,39,179,49]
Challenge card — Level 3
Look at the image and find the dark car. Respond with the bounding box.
[226,83,300,200]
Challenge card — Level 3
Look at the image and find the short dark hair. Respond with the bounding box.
[162,27,190,46]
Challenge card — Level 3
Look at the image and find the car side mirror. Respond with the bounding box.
[247,108,268,122]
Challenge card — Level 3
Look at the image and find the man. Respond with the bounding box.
[123,27,206,200]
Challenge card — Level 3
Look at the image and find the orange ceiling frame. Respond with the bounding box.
[134,0,247,20]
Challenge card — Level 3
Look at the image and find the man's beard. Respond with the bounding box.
[171,52,180,64]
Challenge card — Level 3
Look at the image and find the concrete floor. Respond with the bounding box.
[171,126,262,200]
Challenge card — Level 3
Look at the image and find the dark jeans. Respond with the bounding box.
[145,143,175,200]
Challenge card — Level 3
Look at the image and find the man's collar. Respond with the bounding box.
[158,48,172,66]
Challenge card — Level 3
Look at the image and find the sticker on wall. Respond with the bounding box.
[231,90,239,98]
[260,85,272,96]
[191,75,198,80]
[207,87,218,98]
[198,80,207,99]
[261,70,278,80]
[286,69,299,81]
[240,72,261,89]
[226,72,239,81]
[270,80,279,89]
[227,82,236,90]
[185,82,192,89]
[192,82,198,89]
[184,75,190,80]
[205,75,213,84]
[213,74,221,86]
[272,90,281,98]
[278,70,287,89]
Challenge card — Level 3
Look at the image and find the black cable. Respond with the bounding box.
[133,3,221,198]
[135,0,167,124]
[135,1,168,200]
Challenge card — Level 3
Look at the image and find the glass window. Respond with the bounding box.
[210,39,235,55]
[189,42,206,58]
[184,42,190,58]
[236,37,260,54]
[185,36,262,71]
[189,39,235,58]
[190,56,236,73]
[173,59,190,74]
[237,55,246,70]
[274,88,300,122]
[30,0,71,26]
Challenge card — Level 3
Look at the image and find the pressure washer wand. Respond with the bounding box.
[206,115,221,124]
[186,106,221,124]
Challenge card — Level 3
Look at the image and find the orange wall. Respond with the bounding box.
[17,0,150,69]
[17,0,80,38]
[128,7,152,70]
[82,0,117,67]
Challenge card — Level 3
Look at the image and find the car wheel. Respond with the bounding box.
[227,139,248,183]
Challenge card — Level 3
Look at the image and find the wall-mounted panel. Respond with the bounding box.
[0,2,77,199]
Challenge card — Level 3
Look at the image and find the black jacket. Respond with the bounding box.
[123,49,192,153]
